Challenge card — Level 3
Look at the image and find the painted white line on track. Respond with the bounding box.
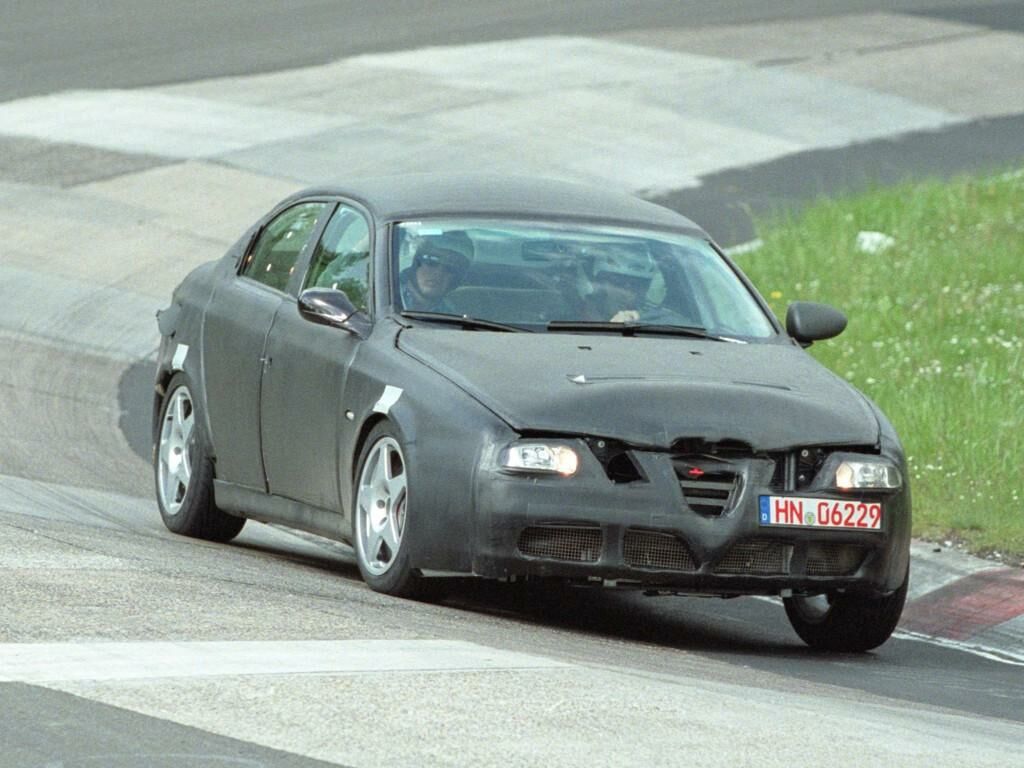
[893,631,1024,667]
[0,640,571,683]
[753,595,1024,666]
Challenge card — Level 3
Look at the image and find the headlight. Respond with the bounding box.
[835,460,901,490]
[500,442,579,477]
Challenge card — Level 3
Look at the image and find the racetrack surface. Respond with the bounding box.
[3,0,1017,102]
[1,3,1023,766]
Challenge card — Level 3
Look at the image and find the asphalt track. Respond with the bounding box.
[1,0,1012,101]
[2,2,1024,766]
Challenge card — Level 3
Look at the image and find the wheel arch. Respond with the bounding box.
[152,258,229,456]
[351,413,391,483]
[152,344,212,454]
[343,399,420,520]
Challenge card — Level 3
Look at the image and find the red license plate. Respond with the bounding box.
[759,495,882,530]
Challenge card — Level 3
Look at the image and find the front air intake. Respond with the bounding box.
[517,525,602,562]
[714,541,792,575]
[806,543,867,576]
[623,530,696,571]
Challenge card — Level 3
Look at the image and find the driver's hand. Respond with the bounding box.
[610,310,639,323]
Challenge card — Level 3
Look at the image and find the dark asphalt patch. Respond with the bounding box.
[649,111,1024,246]
[0,682,348,768]
[0,136,173,187]
[908,1,1024,34]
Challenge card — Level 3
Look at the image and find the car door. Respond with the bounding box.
[260,203,372,512]
[202,201,330,490]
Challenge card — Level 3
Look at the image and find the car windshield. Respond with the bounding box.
[393,219,776,339]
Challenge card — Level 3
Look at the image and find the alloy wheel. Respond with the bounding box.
[157,386,195,516]
[356,437,407,575]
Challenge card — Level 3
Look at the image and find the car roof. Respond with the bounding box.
[284,174,706,235]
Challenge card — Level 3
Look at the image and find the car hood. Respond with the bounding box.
[397,330,879,450]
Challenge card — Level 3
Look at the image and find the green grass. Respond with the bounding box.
[734,169,1024,560]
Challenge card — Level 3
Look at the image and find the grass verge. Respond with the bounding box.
[734,169,1024,562]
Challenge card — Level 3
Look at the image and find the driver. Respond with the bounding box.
[399,231,474,312]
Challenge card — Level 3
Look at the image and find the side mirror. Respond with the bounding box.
[785,301,847,345]
[298,288,370,338]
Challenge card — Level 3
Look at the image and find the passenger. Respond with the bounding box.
[399,231,474,312]
[582,245,658,323]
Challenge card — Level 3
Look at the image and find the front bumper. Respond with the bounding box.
[471,443,910,596]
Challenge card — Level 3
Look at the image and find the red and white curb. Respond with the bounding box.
[899,542,1024,664]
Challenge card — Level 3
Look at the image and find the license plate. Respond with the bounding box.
[759,495,883,530]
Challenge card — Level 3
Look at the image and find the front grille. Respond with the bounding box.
[714,541,792,575]
[806,543,866,576]
[517,525,602,562]
[677,471,740,516]
[623,530,696,571]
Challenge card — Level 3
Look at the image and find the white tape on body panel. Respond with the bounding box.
[372,385,404,414]
[171,343,189,371]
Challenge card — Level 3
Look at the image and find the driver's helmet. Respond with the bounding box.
[413,231,474,283]
[592,244,656,292]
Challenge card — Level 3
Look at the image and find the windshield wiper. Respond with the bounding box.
[400,311,530,333]
[546,320,734,341]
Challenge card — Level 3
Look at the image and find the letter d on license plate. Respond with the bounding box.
[759,495,883,530]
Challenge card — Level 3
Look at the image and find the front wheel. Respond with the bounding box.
[783,573,908,652]
[352,422,422,598]
[154,372,245,543]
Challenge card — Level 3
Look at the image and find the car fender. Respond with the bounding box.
[340,327,516,572]
[866,394,912,591]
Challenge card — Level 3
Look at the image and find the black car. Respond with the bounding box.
[154,174,910,652]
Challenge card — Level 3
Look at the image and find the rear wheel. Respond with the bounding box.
[353,422,422,597]
[155,373,245,543]
[784,573,908,652]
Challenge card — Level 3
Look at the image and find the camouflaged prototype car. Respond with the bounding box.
[154,174,910,652]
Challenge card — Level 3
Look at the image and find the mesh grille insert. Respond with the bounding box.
[517,526,602,562]
[623,530,696,571]
[715,541,791,575]
[806,544,866,576]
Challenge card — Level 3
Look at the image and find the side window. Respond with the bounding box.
[240,202,328,291]
[304,205,372,312]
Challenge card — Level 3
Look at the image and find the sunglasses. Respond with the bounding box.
[416,251,461,274]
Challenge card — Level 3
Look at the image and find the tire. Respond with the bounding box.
[783,572,908,652]
[352,422,422,598]
[154,372,245,543]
